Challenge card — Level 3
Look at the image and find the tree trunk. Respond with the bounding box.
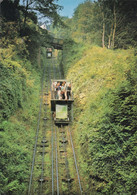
[112,1,116,48]
[37,47,41,68]
[23,0,29,30]
[102,11,105,48]
[108,22,113,49]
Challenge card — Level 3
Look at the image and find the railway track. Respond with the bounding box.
[27,50,83,195]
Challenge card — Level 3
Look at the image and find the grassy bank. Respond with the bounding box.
[0,46,47,194]
[63,43,137,194]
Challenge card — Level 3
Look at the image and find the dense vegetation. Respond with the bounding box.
[1,0,137,194]
[62,45,137,194]
[52,0,137,49]
[52,0,137,194]
[0,0,61,194]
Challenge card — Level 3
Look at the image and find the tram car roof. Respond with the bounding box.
[47,48,52,51]
[51,79,71,82]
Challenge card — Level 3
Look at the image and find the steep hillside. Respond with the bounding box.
[0,45,47,194]
[0,3,47,193]
[62,44,137,194]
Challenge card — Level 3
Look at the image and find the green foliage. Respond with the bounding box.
[87,78,137,194]
[97,0,137,48]
[1,0,56,63]
[0,122,30,194]
[19,0,63,30]
[0,44,42,193]
[0,0,61,194]
[0,52,31,122]
[64,44,137,194]
[1,0,20,22]
[50,0,137,48]
[72,1,101,44]
[62,40,89,76]
[0,84,40,194]
[49,16,72,40]
[0,3,47,193]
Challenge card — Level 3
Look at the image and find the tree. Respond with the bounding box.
[72,1,99,43]
[22,0,63,29]
[98,0,137,48]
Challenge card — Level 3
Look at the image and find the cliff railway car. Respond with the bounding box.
[51,79,74,125]
[46,48,52,58]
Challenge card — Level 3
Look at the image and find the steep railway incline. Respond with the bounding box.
[27,51,83,195]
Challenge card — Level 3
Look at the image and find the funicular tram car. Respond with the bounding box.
[46,48,52,58]
[51,79,74,124]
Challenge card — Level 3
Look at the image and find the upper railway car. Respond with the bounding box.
[46,48,52,58]
[51,79,74,124]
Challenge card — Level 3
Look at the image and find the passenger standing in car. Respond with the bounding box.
[67,83,71,99]
[56,82,61,99]
[61,81,67,99]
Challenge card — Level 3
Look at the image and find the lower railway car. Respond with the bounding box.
[51,79,74,124]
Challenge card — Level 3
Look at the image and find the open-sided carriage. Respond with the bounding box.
[50,79,74,124]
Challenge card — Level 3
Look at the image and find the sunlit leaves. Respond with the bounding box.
[64,42,137,193]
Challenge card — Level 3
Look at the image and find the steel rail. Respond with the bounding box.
[55,125,59,195]
[49,56,55,195]
[68,126,83,194]
[60,125,71,192]
[28,64,46,195]
[51,120,54,195]
[52,56,60,194]
[56,51,83,194]
[39,141,45,194]
[55,53,71,193]
[39,61,50,194]
[51,54,83,195]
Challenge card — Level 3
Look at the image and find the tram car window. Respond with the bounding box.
[51,79,74,125]
[55,104,69,123]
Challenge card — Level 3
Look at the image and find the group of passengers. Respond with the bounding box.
[52,81,71,100]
